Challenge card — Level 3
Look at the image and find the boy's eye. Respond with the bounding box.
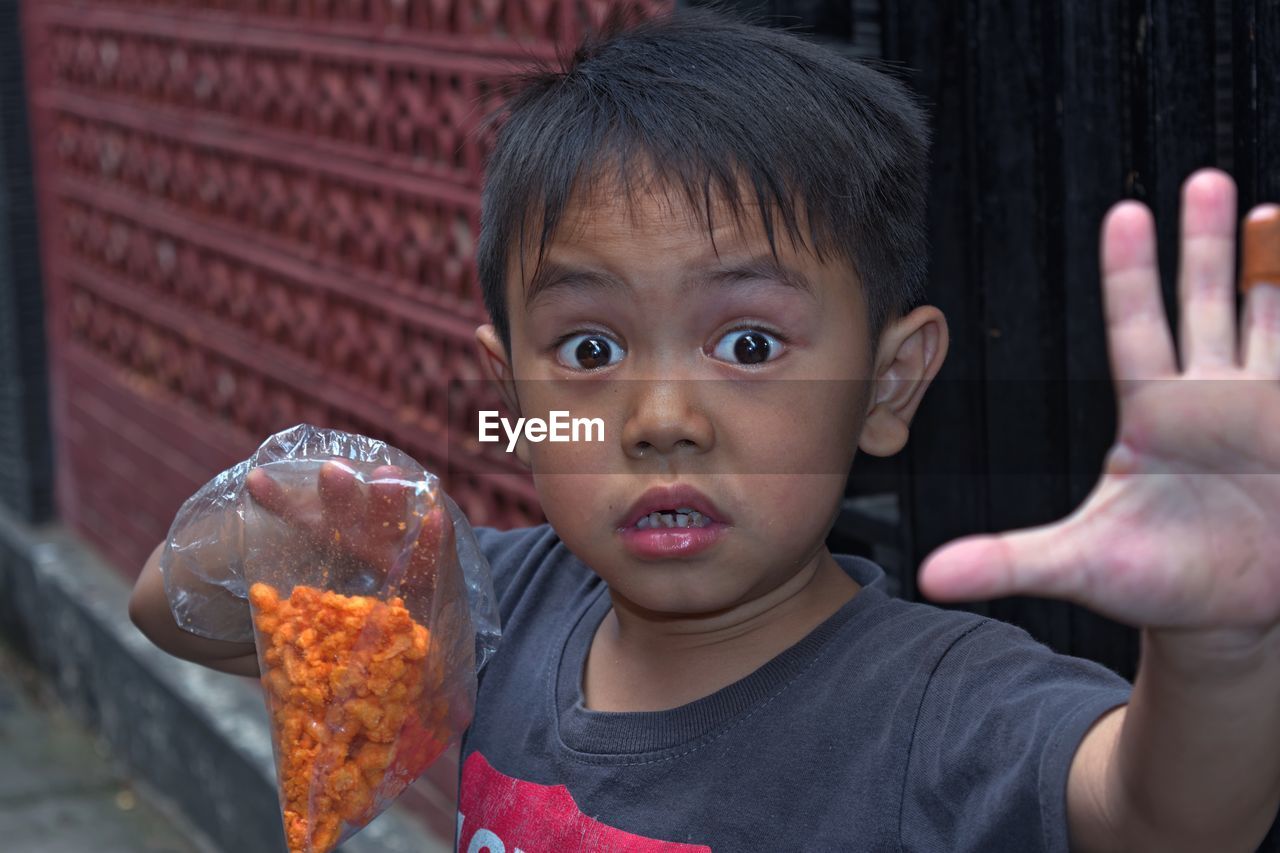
[555,333,625,370]
[711,329,783,365]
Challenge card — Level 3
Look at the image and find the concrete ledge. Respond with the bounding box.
[0,505,449,853]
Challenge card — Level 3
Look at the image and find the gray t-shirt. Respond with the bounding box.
[455,524,1132,852]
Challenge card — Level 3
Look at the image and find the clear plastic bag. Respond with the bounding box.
[160,424,501,853]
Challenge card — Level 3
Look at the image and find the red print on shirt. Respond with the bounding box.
[457,751,712,852]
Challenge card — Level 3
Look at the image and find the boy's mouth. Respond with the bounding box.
[621,484,727,530]
[634,508,712,529]
[618,484,729,559]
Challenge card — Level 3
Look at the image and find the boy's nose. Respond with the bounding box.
[620,379,715,460]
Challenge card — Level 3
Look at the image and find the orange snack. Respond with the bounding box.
[1241,206,1280,293]
[249,581,450,853]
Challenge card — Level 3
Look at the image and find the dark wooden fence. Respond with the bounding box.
[894,0,1277,682]
[696,1,1279,681]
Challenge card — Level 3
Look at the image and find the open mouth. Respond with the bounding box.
[634,508,713,530]
[619,487,727,558]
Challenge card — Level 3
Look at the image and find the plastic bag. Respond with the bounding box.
[160,424,501,853]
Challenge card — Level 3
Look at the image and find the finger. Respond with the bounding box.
[367,464,410,535]
[1100,201,1177,398]
[411,504,453,569]
[245,467,298,522]
[917,521,1088,604]
[318,460,365,532]
[1177,169,1238,369]
[1240,204,1280,377]
[400,504,454,598]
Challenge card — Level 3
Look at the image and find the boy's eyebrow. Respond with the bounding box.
[700,255,817,296]
[525,254,816,307]
[525,260,629,307]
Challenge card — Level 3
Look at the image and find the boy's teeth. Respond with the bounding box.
[636,509,711,530]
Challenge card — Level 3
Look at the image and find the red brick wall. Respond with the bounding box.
[23,0,671,579]
[22,0,671,839]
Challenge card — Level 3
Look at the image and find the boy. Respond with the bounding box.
[130,9,1280,851]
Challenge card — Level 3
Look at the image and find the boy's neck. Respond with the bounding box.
[582,550,860,713]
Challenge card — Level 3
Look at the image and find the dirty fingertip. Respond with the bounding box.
[370,464,404,482]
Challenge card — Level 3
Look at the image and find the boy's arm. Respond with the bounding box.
[129,541,261,678]
[1067,628,1280,852]
[915,171,1280,852]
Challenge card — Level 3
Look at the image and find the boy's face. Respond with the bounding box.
[477,177,946,618]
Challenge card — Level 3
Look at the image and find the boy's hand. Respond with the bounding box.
[245,461,452,598]
[919,169,1280,644]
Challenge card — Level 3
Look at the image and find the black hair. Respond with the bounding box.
[476,6,931,354]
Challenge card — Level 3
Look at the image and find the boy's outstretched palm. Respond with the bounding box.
[919,170,1280,639]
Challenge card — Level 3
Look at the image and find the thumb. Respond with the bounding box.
[917,520,1089,604]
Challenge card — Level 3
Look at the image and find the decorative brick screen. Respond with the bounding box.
[22,0,671,582]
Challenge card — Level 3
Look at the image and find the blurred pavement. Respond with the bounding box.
[0,640,213,853]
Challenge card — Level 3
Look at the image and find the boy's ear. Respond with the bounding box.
[858,306,949,457]
[474,324,532,466]
[475,324,517,409]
